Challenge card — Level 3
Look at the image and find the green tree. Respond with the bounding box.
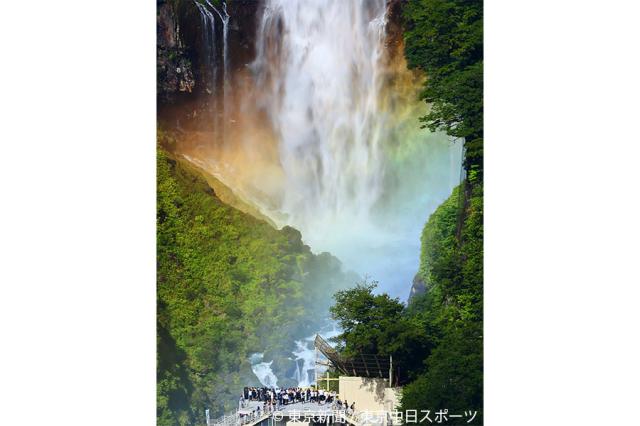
[329,280,434,383]
[401,183,483,424]
[156,133,357,423]
[330,280,405,356]
[329,183,483,424]
[403,0,483,170]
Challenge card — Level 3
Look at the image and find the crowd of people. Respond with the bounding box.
[241,386,356,414]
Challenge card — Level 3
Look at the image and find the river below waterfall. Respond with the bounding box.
[250,323,340,388]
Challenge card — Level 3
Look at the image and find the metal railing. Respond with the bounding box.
[210,408,270,426]
[210,404,397,426]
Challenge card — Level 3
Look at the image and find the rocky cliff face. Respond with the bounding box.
[157,0,408,131]
[408,272,427,301]
[157,0,262,130]
[157,0,195,105]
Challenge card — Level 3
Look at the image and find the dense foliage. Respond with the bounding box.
[330,3,484,420]
[330,280,435,384]
[403,0,483,171]
[157,1,484,424]
[157,134,355,425]
[330,184,483,424]
[402,182,483,422]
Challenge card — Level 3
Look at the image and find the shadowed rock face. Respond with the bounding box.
[157,0,195,106]
[157,0,262,130]
[408,272,427,302]
[157,0,407,132]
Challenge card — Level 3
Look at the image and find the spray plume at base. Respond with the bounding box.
[179,0,462,300]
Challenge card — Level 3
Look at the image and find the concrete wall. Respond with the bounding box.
[338,377,402,413]
[383,387,402,412]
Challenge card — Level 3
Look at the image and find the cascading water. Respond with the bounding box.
[292,339,315,387]
[249,353,279,388]
[184,0,464,394]
[183,0,462,299]
[206,0,231,140]
[292,324,341,387]
[193,0,230,140]
[193,1,217,96]
[253,0,389,227]
[248,0,463,298]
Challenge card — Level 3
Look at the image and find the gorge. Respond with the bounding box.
[163,0,462,299]
[157,0,481,423]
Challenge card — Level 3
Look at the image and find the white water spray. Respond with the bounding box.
[253,0,388,227]
[291,324,341,387]
[194,0,231,140]
[292,339,315,387]
[187,0,462,298]
[206,0,230,141]
[248,0,462,298]
[249,353,279,388]
[193,1,217,96]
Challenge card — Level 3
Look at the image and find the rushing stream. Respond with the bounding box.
[250,324,340,388]
[249,353,279,388]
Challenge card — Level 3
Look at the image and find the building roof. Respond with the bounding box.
[314,334,391,379]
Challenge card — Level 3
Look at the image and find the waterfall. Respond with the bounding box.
[248,0,462,297]
[291,324,341,387]
[193,0,230,140]
[252,0,389,226]
[206,0,230,141]
[292,339,315,387]
[184,0,463,298]
[193,1,217,97]
[247,325,340,388]
[206,1,229,88]
[249,353,279,388]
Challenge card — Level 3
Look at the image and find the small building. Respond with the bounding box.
[314,335,402,424]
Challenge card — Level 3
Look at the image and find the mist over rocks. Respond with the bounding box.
[156,143,357,422]
[408,272,427,302]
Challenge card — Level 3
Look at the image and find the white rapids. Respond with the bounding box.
[249,353,279,388]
